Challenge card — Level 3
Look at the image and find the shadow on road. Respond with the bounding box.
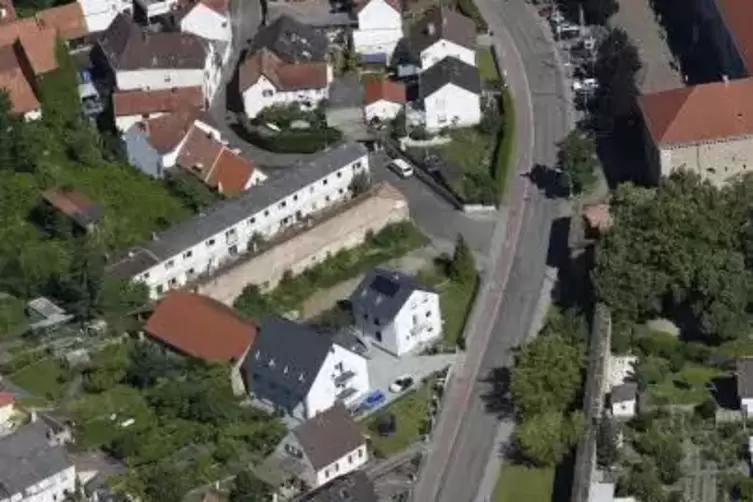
[479,366,515,420]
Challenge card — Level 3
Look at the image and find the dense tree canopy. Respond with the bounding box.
[556,130,599,195]
[595,171,753,340]
[594,28,642,132]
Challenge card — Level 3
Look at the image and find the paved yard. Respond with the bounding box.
[610,0,683,93]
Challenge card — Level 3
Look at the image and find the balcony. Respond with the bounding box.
[334,370,355,385]
[336,387,358,401]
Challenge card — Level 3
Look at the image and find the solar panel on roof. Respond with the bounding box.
[369,275,399,297]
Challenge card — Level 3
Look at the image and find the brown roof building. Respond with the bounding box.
[0,0,17,25]
[0,42,40,115]
[238,48,328,93]
[409,6,476,55]
[363,78,405,105]
[113,86,204,118]
[42,187,102,230]
[638,76,753,185]
[290,403,366,471]
[145,290,257,362]
[35,3,87,41]
[0,18,57,76]
[141,110,202,153]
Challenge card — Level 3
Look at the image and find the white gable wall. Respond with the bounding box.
[314,444,368,487]
[78,0,131,32]
[0,464,77,502]
[390,289,442,355]
[303,345,370,419]
[116,111,167,133]
[242,75,329,119]
[357,0,401,30]
[424,82,481,131]
[364,99,403,122]
[180,3,231,43]
[420,40,476,70]
[116,69,204,94]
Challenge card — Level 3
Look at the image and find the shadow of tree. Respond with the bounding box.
[479,366,515,420]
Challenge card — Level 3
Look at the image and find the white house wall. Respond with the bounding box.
[180,4,232,43]
[116,68,204,94]
[421,40,476,70]
[391,290,442,355]
[357,0,401,31]
[314,444,368,487]
[364,99,402,122]
[116,112,166,133]
[242,75,329,119]
[352,29,402,60]
[424,83,481,131]
[0,465,76,502]
[78,0,131,32]
[273,433,318,487]
[136,155,370,297]
[303,345,370,419]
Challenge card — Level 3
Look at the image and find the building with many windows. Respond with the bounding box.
[107,142,370,298]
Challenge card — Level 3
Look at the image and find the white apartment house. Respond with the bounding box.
[108,142,370,297]
[407,6,476,72]
[77,0,131,32]
[179,0,232,44]
[97,13,223,105]
[363,78,406,123]
[239,48,330,119]
[350,268,442,356]
[352,0,403,64]
[638,76,753,186]
[609,382,637,419]
[0,420,77,502]
[414,56,482,131]
[243,316,370,421]
[272,404,368,489]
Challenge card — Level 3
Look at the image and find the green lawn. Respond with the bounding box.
[360,385,432,457]
[9,357,72,400]
[493,464,554,502]
[440,279,477,346]
[648,363,725,405]
[477,47,501,85]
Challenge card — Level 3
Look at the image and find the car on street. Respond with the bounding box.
[389,375,415,393]
[572,78,598,93]
[389,158,415,178]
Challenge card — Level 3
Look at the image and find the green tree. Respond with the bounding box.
[229,469,272,502]
[558,0,619,25]
[510,334,584,419]
[594,28,642,132]
[596,417,619,469]
[449,234,476,285]
[515,411,583,466]
[621,463,667,502]
[348,170,371,196]
[125,342,176,389]
[556,130,599,195]
[234,284,275,321]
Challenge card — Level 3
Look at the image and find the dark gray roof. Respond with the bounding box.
[299,471,377,502]
[420,56,482,98]
[410,6,476,55]
[610,382,637,404]
[0,421,72,497]
[251,16,328,64]
[349,268,435,323]
[99,13,207,70]
[107,142,368,278]
[293,403,365,470]
[328,74,364,109]
[243,316,333,400]
[738,357,753,399]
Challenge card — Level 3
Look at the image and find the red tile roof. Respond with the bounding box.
[42,187,101,227]
[0,43,39,114]
[0,391,14,407]
[142,110,201,153]
[639,77,753,146]
[206,148,257,196]
[35,3,87,40]
[238,48,328,93]
[0,18,58,75]
[145,290,257,362]
[176,125,224,179]
[364,78,406,105]
[716,0,753,72]
[0,0,17,25]
[113,87,204,118]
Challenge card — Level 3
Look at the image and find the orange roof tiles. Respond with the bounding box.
[364,78,406,105]
[143,110,201,153]
[716,0,753,72]
[0,43,39,114]
[0,18,57,75]
[639,77,753,146]
[35,3,88,41]
[145,290,257,362]
[0,391,14,407]
[42,187,102,227]
[238,48,328,93]
[113,87,204,117]
[176,125,224,179]
[206,149,257,196]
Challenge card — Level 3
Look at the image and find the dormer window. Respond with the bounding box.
[269,358,276,368]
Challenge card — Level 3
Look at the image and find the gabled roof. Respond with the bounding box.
[145,290,257,362]
[301,471,378,502]
[715,0,753,73]
[243,316,333,399]
[176,125,224,179]
[356,0,400,14]
[42,187,102,228]
[638,77,753,146]
[419,55,481,98]
[0,421,72,496]
[113,86,204,118]
[363,78,405,105]
[0,43,39,114]
[35,3,87,40]
[99,13,206,71]
[293,403,365,471]
[250,15,328,64]
[0,18,57,75]
[206,148,258,196]
[141,109,202,153]
[0,0,17,25]
[738,357,753,399]
[610,382,637,404]
[410,6,476,55]
[180,0,229,14]
[350,267,435,323]
[238,48,328,93]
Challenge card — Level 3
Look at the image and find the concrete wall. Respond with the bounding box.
[195,182,410,305]
[658,133,753,185]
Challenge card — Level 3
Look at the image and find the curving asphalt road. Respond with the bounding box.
[410,1,574,501]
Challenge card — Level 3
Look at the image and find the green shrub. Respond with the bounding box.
[456,0,488,32]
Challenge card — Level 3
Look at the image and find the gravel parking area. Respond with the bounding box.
[610,0,683,93]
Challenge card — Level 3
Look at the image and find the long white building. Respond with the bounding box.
[108,142,370,298]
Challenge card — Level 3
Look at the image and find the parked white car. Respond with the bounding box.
[573,78,598,93]
[389,375,415,393]
[388,158,415,178]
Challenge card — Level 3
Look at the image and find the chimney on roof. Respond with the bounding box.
[0,8,7,19]
[152,232,159,241]
[31,410,38,423]
[723,74,729,85]
[427,23,435,36]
